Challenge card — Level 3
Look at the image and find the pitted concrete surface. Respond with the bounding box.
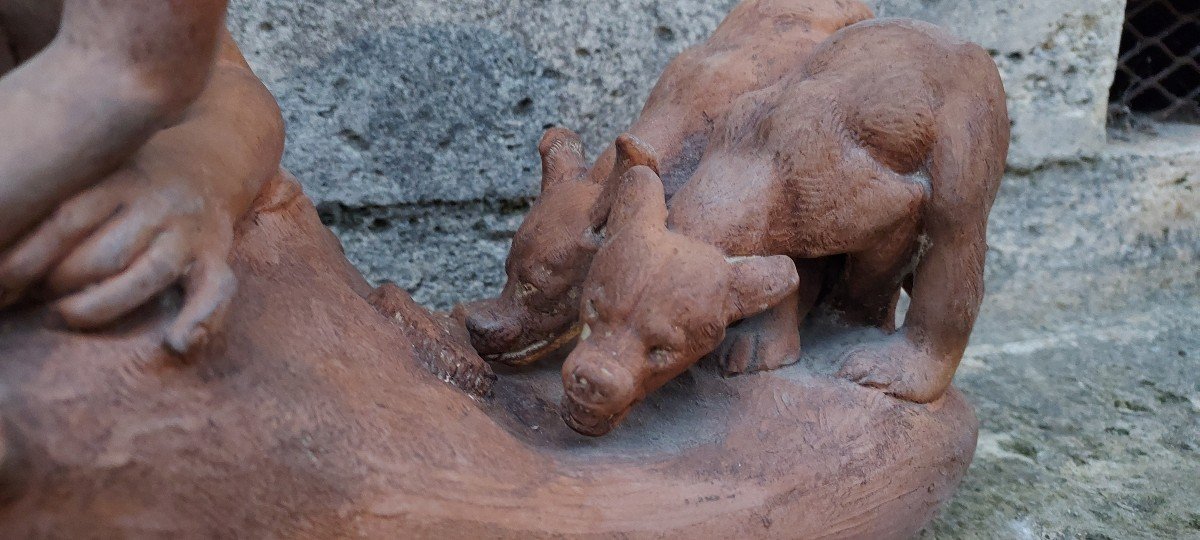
[921,293,1199,539]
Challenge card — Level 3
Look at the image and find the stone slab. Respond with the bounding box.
[228,0,1127,206]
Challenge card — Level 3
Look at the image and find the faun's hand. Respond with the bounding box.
[0,142,239,355]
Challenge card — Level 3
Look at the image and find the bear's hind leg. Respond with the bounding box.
[835,223,985,403]
[837,98,1005,403]
[828,212,922,331]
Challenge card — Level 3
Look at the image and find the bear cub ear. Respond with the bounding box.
[539,127,587,192]
[613,133,661,177]
[606,166,668,237]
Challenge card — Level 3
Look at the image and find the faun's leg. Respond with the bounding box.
[836,221,986,403]
[837,103,1004,403]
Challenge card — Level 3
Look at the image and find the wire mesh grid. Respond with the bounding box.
[1109,0,1199,123]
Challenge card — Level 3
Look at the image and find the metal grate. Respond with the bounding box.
[1109,0,1200,123]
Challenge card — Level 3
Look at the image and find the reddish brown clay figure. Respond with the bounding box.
[456,0,874,366]
[0,0,283,354]
[0,3,984,535]
[561,19,1009,437]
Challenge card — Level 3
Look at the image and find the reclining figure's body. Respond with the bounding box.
[0,4,983,536]
[561,19,1010,436]
[458,0,874,365]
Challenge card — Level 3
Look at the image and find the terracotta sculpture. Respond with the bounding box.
[457,0,875,365]
[0,1,995,536]
[561,19,1009,436]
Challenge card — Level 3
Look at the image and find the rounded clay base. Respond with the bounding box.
[0,175,977,538]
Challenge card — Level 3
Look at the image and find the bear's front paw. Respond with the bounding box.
[836,336,953,404]
[710,323,801,377]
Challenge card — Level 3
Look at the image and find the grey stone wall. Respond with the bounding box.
[226,0,1138,310]
[225,0,1138,308]
[228,1,741,207]
[228,0,1126,208]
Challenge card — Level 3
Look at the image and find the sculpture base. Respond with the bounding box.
[0,173,977,538]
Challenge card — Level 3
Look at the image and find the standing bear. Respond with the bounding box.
[455,0,875,365]
[560,19,1009,436]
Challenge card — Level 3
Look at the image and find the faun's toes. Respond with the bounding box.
[854,370,897,389]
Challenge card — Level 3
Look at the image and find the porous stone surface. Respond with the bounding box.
[227,0,740,207]
[318,199,528,310]
[228,0,1126,206]
[921,124,1199,538]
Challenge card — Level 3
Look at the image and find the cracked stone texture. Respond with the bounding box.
[915,124,1199,539]
[228,0,1125,206]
